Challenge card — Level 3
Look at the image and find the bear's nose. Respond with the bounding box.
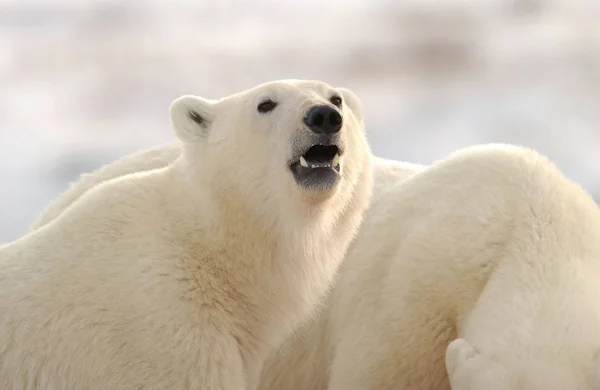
[303,105,343,135]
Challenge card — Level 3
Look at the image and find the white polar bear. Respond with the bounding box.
[28,144,425,390]
[0,79,373,390]
[260,144,600,390]
[30,146,425,390]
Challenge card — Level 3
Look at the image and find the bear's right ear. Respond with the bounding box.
[170,95,216,143]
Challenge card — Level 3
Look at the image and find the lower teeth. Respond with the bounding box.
[298,154,341,169]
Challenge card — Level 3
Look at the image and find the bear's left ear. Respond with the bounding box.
[445,338,479,378]
[338,87,364,121]
[170,95,216,143]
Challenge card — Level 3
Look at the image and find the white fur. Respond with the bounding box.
[320,144,600,390]
[31,151,422,232]
[0,79,373,389]
[29,144,425,390]
[258,155,426,390]
[36,141,600,389]
[31,142,181,230]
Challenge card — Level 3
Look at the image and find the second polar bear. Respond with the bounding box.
[262,144,600,390]
[0,79,373,389]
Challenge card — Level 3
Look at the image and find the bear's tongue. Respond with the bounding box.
[299,145,340,169]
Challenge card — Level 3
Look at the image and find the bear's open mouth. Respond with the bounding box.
[295,145,341,172]
[289,144,342,191]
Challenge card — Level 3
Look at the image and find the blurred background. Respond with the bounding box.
[1,0,599,241]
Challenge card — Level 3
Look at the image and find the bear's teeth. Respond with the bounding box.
[299,156,309,168]
[309,162,332,168]
[299,154,341,169]
[332,153,340,167]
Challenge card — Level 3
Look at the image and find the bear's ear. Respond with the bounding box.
[170,95,216,143]
[445,338,479,378]
[338,87,364,121]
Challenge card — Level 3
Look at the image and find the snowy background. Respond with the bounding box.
[1,0,599,241]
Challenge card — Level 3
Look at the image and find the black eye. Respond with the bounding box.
[257,99,278,113]
[330,96,342,107]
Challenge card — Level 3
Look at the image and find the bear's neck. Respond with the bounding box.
[159,162,368,364]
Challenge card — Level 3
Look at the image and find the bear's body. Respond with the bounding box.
[321,144,600,390]
[0,80,373,389]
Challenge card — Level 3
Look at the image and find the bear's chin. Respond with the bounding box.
[290,163,342,193]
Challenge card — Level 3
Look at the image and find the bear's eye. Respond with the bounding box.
[330,96,343,107]
[257,99,278,114]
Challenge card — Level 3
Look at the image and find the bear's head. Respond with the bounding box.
[445,338,600,390]
[169,79,372,224]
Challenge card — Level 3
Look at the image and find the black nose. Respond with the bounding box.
[303,105,343,135]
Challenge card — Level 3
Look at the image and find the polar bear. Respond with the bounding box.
[28,144,425,390]
[0,79,373,390]
[322,144,600,390]
[259,144,600,390]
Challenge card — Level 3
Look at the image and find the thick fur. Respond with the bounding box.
[30,142,182,231]
[0,79,373,390]
[314,144,600,390]
[258,156,426,390]
[30,143,600,389]
[28,143,426,390]
[31,150,419,232]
